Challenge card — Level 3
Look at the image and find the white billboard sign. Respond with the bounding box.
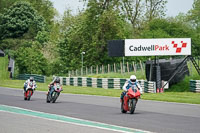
[125,38,191,56]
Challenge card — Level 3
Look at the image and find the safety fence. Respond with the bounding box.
[16,74,46,83]
[68,61,145,77]
[190,80,200,92]
[58,77,157,93]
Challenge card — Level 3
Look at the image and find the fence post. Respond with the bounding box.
[127,62,129,73]
[114,63,116,73]
[96,65,98,74]
[102,65,104,74]
[108,64,110,73]
[133,62,136,73]
[85,67,88,75]
[76,69,78,76]
[140,60,144,76]
[120,62,123,74]
[91,66,93,75]
[190,60,193,76]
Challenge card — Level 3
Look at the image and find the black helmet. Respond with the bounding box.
[30,77,34,82]
[55,77,60,83]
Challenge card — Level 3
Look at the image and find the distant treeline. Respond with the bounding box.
[0,0,200,76]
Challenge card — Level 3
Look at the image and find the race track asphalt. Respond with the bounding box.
[0,87,200,133]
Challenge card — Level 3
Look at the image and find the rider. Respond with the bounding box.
[47,77,61,94]
[23,77,37,93]
[120,75,142,101]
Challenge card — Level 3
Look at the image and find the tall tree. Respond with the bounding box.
[188,0,200,29]
[141,18,199,56]
[120,0,143,29]
[0,1,46,40]
[15,45,48,75]
[0,0,55,25]
[145,0,167,21]
[58,1,131,72]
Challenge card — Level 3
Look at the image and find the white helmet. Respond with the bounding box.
[130,75,136,83]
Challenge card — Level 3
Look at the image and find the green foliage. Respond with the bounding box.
[0,0,55,25]
[35,30,49,45]
[0,1,46,40]
[188,0,200,29]
[28,0,55,25]
[0,38,27,51]
[15,45,49,75]
[58,3,132,73]
[140,18,200,56]
[141,19,192,38]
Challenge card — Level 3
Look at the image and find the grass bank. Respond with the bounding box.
[0,56,9,80]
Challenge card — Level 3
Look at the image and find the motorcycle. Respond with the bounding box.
[121,85,141,114]
[46,83,62,103]
[24,82,35,101]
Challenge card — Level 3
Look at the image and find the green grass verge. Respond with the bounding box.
[0,56,9,80]
[0,79,200,104]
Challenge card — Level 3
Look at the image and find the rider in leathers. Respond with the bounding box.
[120,75,142,101]
[23,77,37,94]
[47,77,61,95]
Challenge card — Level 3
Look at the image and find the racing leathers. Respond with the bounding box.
[23,79,37,93]
[120,80,143,100]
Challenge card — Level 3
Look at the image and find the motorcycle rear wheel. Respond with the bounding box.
[46,92,50,103]
[27,90,32,101]
[121,100,127,113]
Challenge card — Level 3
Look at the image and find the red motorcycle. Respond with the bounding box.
[121,85,141,114]
[24,82,35,101]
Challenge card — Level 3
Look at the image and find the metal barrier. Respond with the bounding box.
[61,77,157,93]
[16,74,46,83]
[190,80,200,92]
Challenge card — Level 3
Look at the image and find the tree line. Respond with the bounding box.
[0,0,200,76]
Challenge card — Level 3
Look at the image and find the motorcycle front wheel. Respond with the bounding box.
[27,90,32,101]
[52,92,60,103]
[129,99,137,114]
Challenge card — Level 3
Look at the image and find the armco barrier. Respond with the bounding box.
[70,78,74,86]
[82,77,87,87]
[87,78,92,87]
[190,80,200,92]
[74,77,78,86]
[78,77,82,86]
[61,77,157,93]
[63,78,66,85]
[146,81,156,93]
[97,78,102,88]
[17,74,46,83]
[108,79,114,89]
